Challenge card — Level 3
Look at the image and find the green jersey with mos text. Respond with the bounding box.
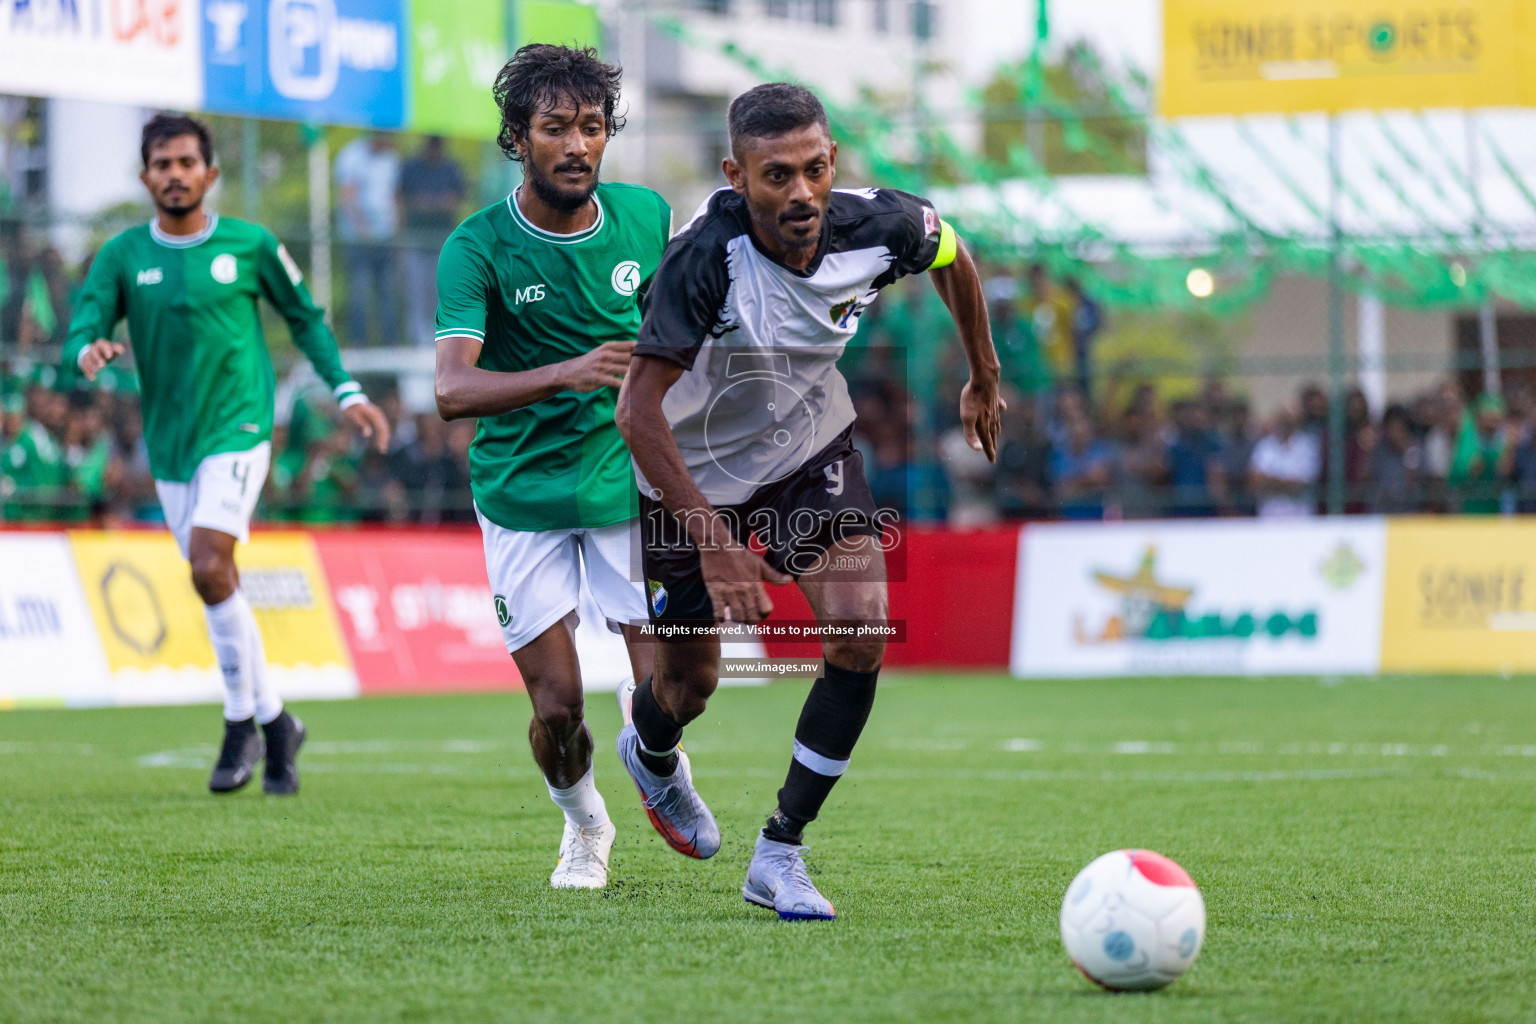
[62,215,358,483]
[435,183,670,532]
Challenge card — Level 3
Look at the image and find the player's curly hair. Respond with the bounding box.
[493,44,625,164]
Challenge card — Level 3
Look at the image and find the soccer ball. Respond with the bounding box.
[1059,849,1205,991]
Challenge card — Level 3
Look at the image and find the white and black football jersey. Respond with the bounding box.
[635,186,956,504]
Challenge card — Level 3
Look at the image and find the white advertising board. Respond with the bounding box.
[0,533,112,705]
[1012,519,1386,677]
[0,1,204,108]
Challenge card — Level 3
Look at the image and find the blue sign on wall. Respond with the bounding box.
[203,0,407,128]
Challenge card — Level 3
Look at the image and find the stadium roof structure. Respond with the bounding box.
[664,16,1536,316]
[936,108,1536,315]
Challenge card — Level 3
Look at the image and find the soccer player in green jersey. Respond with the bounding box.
[63,113,391,796]
[434,45,668,889]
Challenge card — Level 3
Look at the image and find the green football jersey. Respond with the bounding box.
[435,183,670,531]
[62,215,358,483]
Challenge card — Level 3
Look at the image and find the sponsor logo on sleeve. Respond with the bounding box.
[922,206,940,239]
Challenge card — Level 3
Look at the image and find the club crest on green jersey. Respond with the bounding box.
[612,260,641,296]
[211,254,238,284]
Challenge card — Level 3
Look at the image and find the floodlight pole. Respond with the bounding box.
[1326,113,1346,516]
[1026,0,1049,167]
[1467,111,1500,397]
[241,118,259,223]
[304,125,332,316]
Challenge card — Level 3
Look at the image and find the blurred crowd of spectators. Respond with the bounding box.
[333,133,467,348]
[853,268,1536,526]
[1,362,479,525]
[915,373,1536,526]
[7,224,1536,527]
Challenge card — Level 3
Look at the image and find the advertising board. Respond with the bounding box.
[1380,517,1536,674]
[1012,519,1386,677]
[0,0,205,108]
[1163,0,1533,117]
[0,533,111,707]
[313,531,517,693]
[203,0,407,128]
[409,0,507,140]
[67,530,356,706]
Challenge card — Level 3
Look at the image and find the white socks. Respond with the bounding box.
[546,767,609,831]
[203,591,282,724]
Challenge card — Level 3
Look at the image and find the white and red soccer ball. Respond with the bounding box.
[1059,849,1206,991]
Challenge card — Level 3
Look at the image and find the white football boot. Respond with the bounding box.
[742,834,836,921]
[617,675,697,784]
[615,677,720,858]
[549,819,616,889]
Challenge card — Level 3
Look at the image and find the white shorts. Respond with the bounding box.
[154,443,271,558]
[476,507,649,654]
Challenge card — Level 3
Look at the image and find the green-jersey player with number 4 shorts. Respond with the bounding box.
[434,45,669,890]
[62,114,391,797]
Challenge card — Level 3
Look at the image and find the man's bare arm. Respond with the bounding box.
[617,354,789,624]
[435,336,635,420]
[930,237,1004,461]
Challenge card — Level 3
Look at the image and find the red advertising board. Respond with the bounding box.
[311,530,521,694]
[759,526,1018,668]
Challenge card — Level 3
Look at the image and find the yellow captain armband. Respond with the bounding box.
[931,219,958,270]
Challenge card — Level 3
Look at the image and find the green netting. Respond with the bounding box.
[655,17,1536,316]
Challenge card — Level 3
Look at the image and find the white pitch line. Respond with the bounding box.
[0,742,98,755]
[994,739,1516,757]
[113,736,1536,774]
[304,739,503,755]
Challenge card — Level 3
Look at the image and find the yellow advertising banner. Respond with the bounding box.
[1380,518,1536,673]
[1162,0,1534,117]
[67,531,354,701]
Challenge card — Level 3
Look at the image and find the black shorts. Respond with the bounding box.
[639,426,882,633]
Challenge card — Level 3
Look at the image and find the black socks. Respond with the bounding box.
[762,661,880,844]
[631,675,682,777]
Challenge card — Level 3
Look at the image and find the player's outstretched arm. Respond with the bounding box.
[61,243,128,385]
[434,337,637,420]
[930,235,1005,462]
[256,232,389,452]
[616,355,790,625]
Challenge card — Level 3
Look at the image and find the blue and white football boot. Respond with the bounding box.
[742,834,836,921]
[615,677,721,859]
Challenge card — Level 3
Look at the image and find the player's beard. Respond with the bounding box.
[526,159,599,215]
[748,192,821,252]
[775,202,822,250]
[155,185,202,218]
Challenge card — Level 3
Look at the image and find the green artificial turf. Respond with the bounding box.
[2,675,1534,1023]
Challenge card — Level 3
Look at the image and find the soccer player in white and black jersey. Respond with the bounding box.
[615,83,1003,920]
